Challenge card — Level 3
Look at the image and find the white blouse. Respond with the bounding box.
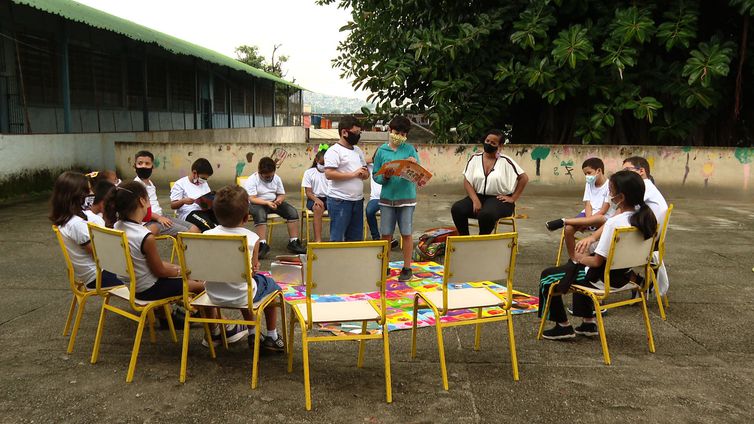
[463,153,525,196]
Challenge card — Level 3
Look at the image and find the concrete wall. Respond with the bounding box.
[113,142,754,198]
[132,126,305,144]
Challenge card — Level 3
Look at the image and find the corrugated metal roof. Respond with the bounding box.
[11,0,304,90]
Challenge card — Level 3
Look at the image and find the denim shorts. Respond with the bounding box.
[306,197,328,212]
[253,274,281,303]
[379,205,415,236]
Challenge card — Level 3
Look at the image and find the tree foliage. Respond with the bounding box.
[235,44,290,79]
[317,0,754,145]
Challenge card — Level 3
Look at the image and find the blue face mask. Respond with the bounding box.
[585,175,597,185]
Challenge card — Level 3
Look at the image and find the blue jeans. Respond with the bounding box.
[365,199,381,240]
[380,205,415,236]
[327,197,364,242]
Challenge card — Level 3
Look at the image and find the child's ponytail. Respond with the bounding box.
[103,181,148,226]
[629,200,657,240]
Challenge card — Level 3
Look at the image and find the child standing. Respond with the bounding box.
[301,150,331,243]
[372,116,420,281]
[133,150,199,235]
[244,157,307,258]
[204,185,285,351]
[50,171,122,289]
[169,158,217,232]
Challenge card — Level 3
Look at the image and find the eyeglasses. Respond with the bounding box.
[623,166,640,172]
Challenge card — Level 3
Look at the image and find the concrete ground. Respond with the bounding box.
[0,187,753,423]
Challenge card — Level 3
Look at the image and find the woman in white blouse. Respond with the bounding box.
[451,130,529,235]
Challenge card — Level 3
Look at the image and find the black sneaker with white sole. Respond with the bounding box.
[263,334,285,353]
[546,218,565,232]
[542,324,576,340]
[574,322,599,336]
[258,242,271,259]
[287,239,307,254]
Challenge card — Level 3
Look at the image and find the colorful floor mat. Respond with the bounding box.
[278,261,539,334]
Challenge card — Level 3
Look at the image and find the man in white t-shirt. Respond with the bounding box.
[324,115,370,241]
[622,157,668,228]
[169,158,217,232]
[133,150,199,235]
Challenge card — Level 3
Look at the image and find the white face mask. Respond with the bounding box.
[609,194,622,210]
[316,164,325,172]
[585,175,597,185]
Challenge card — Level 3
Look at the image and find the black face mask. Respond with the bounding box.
[135,167,153,179]
[483,142,498,154]
[344,131,361,145]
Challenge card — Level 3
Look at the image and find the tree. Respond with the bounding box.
[235,44,290,79]
[317,0,754,146]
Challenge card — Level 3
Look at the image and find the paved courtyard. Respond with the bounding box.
[0,187,752,423]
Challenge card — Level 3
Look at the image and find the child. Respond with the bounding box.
[324,115,370,242]
[133,150,200,235]
[169,158,217,232]
[105,181,205,303]
[85,180,114,227]
[301,150,331,242]
[244,157,306,258]
[622,156,668,227]
[203,185,285,351]
[545,158,611,260]
[365,152,382,241]
[84,170,121,210]
[538,170,657,339]
[372,116,420,281]
[50,171,122,290]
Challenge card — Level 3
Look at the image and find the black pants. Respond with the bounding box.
[451,194,515,235]
[185,210,217,232]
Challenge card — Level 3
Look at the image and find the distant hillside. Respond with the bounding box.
[304,92,375,114]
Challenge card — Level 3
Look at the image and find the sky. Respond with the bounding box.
[75,0,367,99]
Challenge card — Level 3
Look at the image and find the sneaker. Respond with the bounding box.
[574,322,599,336]
[398,267,413,281]
[287,239,307,254]
[262,334,285,352]
[542,324,575,340]
[545,218,565,232]
[258,242,271,259]
[390,239,400,249]
[567,307,608,316]
[201,324,247,348]
[248,333,265,351]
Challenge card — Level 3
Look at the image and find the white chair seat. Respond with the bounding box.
[295,301,380,323]
[190,291,276,310]
[109,286,152,306]
[422,287,504,310]
[572,281,639,295]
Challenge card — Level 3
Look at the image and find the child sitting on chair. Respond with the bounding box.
[50,171,123,290]
[301,149,331,242]
[204,185,285,352]
[170,158,217,232]
[545,158,612,261]
[244,157,307,258]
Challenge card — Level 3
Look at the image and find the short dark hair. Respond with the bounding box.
[258,157,276,173]
[191,158,213,176]
[484,129,504,142]
[388,116,412,134]
[213,185,249,227]
[623,156,651,175]
[93,180,115,204]
[134,150,154,162]
[103,180,148,225]
[582,157,605,172]
[338,115,361,134]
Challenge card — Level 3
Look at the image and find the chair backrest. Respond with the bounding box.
[305,241,390,326]
[169,181,175,190]
[52,225,84,295]
[300,186,306,210]
[603,226,656,295]
[87,223,139,307]
[442,233,517,311]
[176,233,254,307]
[236,176,248,187]
[656,203,674,264]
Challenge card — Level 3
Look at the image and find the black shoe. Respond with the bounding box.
[262,334,285,353]
[248,333,265,351]
[398,267,413,281]
[390,239,400,249]
[258,242,271,259]
[287,239,307,254]
[574,322,599,336]
[546,218,565,232]
[567,307,608,316]
[542,324,575,340]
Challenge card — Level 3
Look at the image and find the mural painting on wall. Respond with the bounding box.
[735,147,753,190]
[530,146,551,177]
[272,148,288,168]
[559,159,575,182]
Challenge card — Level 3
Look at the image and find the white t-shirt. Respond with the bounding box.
[463,153,525,196]
[644,179,668,229]
[582,179,610,213]
[301,167,330,198]
[170,176,211,221]
[114,220,159,293]
[594,211,633,258]
[244,172,285,202]
[324,143,367,201]
[134,177,163,215]
[203,225,259,306]
[59,215,97,285]
[368,164,382,201]
[84,210,106,227]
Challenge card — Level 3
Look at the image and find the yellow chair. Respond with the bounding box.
[287,240,392,410]
[176,232,287,387]
[237,176,286,244]
[649,203,674,320]
[300,186,330,242]
[537,227,657,365]
[411,233,520,390]
[88,224,181,382]
[53,225,123,354]
[468,215,517,234]
[554,227,593,266]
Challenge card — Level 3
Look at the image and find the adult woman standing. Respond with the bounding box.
[451,130,529,235]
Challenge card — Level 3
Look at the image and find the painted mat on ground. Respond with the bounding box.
[278,261,539,334]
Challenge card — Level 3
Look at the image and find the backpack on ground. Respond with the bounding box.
[412,227,459,261]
